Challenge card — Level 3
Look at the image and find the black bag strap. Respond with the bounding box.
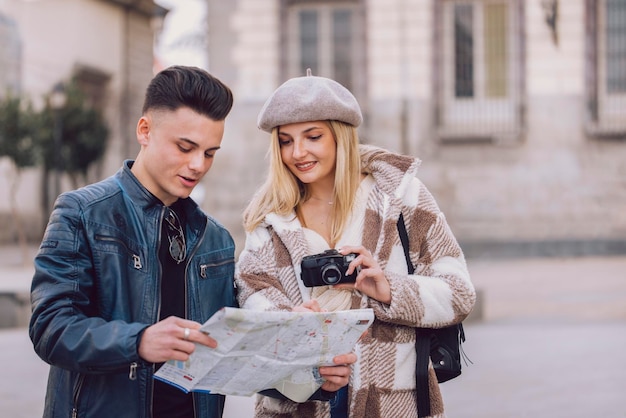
[397,213,431,417]
[397,212,415,275]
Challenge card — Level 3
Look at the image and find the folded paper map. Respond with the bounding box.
[154,307,374,402]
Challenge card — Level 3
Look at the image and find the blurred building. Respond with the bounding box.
[0,0,624,258]
[204,0,626,257]
[0,0,165,241]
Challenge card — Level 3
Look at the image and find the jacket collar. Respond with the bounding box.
[359,144,421,200]
[117,160,207,238]
[116,160,199,215]
[115,160,164,211]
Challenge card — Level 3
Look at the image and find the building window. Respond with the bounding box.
[587,0,626,136]
[0,13,21,95]
[284,1,364,96]
[435,0,524,142]
[72,65,110,111]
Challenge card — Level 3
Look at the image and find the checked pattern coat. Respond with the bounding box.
[235,145,476,418]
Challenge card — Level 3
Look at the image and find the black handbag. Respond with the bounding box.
[397,213,468,417]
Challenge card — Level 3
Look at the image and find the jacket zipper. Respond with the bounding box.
[70,362,138,417]
[149,207,168,418]
[129,362,138,380]
[199,258,234,278]
[71,374,86,418]
[184,215,207,418]
[94,234,142,269]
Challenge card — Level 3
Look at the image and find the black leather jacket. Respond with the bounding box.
[29,161,236,418]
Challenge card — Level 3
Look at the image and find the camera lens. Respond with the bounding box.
[320,263,342,285]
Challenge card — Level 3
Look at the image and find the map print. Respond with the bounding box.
[154,307,374,401]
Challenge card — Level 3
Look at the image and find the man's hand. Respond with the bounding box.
[318,352,357,392]
[138,316,217,364]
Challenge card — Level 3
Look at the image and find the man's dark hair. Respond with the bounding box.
[142,65,233,120]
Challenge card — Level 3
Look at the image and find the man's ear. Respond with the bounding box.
[136,115,150,146]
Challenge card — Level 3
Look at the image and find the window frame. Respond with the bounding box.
[280,0,366,101]
[434,0,525,143]
[587,0,626,137]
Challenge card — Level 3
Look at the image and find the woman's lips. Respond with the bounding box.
[295,161,316,172]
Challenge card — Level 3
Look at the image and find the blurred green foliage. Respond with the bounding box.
[0,78,109,183]
[0,92,37,169]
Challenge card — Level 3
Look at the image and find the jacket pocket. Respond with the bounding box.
[198,257,234,280]
[192,252,237,313]
[92,233,150,320]
[94,233,145,272]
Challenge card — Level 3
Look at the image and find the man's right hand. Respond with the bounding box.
[137,316,217,364]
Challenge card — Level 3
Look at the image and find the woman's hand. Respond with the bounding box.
[318,352,357,392]
[293,300,355,391]
[334,245,391,304]
[292,299,324,313]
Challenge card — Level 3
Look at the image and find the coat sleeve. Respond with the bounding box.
[235,227,301,312]
[368,179,476,328]
[29,193,147,373]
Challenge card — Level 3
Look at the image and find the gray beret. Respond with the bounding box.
[257,70,363,133]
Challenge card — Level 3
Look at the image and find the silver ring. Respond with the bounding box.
[183,327,191,340]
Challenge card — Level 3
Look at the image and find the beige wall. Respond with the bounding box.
[0,0,159,242]
[1,0,624,255]
[205,0,626,256]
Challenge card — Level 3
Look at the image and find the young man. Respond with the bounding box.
[29,66,236,418]
[30,66,356,418]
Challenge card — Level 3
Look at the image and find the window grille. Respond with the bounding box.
[434,0,525,142]
[586,0,626,137]
[283,0,364,98]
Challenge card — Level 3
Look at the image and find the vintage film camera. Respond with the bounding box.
[300,249,360,287]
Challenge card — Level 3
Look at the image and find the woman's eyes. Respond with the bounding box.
[278,132,323,147]
[279,135,322,145]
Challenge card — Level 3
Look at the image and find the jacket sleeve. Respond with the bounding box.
[235,227,300,312]
[368,179,476,328]
[29,193,147,373]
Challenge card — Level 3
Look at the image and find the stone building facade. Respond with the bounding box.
[203,0,626,257]
[0,0,624,259]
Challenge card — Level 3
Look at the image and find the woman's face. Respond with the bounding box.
[277,121,337,187]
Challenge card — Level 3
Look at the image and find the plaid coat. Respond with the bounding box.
[235,145,475,418]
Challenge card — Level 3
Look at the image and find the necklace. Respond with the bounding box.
[309,196,334,205]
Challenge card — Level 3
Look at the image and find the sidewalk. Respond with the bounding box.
[2,247,625,417]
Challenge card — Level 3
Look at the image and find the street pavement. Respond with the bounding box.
[1,245,625,417]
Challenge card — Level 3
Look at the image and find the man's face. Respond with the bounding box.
[132,107,225,206]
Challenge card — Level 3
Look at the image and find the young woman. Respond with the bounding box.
[235,71,476,418]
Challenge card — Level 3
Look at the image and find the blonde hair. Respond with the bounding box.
[243,120,361,245]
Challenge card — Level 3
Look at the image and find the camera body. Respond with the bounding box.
[300,249,359,287]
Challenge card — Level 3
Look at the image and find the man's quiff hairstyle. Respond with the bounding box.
[142,65,233,121]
